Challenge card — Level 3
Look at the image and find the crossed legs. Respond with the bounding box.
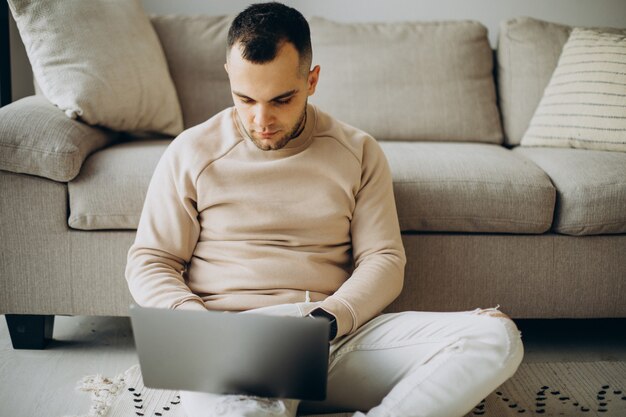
[181,304,523,417]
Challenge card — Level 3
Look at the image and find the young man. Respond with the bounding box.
[126,3,523,416]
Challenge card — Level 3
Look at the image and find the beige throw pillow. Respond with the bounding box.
[521,28,626,152]
[8,0,183,136]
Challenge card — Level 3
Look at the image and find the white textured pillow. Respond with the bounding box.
[8,0,183,136]
[521,28,626,152]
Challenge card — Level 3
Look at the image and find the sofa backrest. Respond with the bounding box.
[151,15,234,131]
[307,18,502,143]
[496,17,571,147]
[497,17,626,146]
[152,15,503,144]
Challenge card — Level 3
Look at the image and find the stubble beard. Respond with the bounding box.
[246,104,308,151]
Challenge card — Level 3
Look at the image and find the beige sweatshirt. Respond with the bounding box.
[125,104,406,338]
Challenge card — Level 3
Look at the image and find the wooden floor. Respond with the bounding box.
[1,315,625,417]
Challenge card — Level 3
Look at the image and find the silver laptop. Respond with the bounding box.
[129,304,330,401]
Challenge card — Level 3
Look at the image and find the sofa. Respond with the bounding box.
[1,11,625,350]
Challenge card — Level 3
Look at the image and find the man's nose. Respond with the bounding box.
[254,104,274,129]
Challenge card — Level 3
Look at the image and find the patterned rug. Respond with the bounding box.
[464,361,626,417]
[65,361,626,417]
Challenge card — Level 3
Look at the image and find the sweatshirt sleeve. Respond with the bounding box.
[317,136,406,339]
[125,141,206,310]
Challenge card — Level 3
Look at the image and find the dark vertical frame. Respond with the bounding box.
[0,0,12,107]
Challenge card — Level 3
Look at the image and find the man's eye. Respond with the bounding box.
[275,98,292,106]
[240,98,254,104]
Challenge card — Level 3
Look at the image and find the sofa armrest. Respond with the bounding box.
[0,96,119,182]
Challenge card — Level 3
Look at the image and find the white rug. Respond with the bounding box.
[67,362,626,417]
[65,364,185,417]
[63,364,348,417]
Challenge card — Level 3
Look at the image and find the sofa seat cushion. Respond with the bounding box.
[379,142,555,233]
[513,147,626,235]
[68,140,171,230]
[69,141,557,234]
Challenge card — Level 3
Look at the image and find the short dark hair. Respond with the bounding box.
[227,2,312,74]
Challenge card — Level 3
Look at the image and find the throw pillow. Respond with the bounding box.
[8,0,183,136]
[521,27,626,152]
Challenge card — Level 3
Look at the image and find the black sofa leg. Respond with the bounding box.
[5,314,55,349]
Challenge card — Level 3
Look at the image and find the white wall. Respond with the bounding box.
[9,0,626,101]
[141,0,626,44]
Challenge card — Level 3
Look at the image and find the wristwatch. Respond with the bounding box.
[308,308,338,341]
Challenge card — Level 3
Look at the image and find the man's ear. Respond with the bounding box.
[224,62,229,75]
[307,65,321,96]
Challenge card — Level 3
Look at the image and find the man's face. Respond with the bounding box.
[225,42,320,151]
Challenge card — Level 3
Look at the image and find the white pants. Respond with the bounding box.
[181,302,524,417]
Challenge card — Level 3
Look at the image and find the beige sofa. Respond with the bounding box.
[1,16,625,349]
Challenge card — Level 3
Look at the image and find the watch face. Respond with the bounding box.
[310,308,335,321]
[308,309,338,340]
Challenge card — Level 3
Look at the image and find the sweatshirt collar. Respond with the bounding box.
[233,104,316,155]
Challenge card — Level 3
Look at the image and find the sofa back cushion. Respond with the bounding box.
[151,15,234,130]
[308,18,503,143]
[497,17,572,146]
[153,16,502,143]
